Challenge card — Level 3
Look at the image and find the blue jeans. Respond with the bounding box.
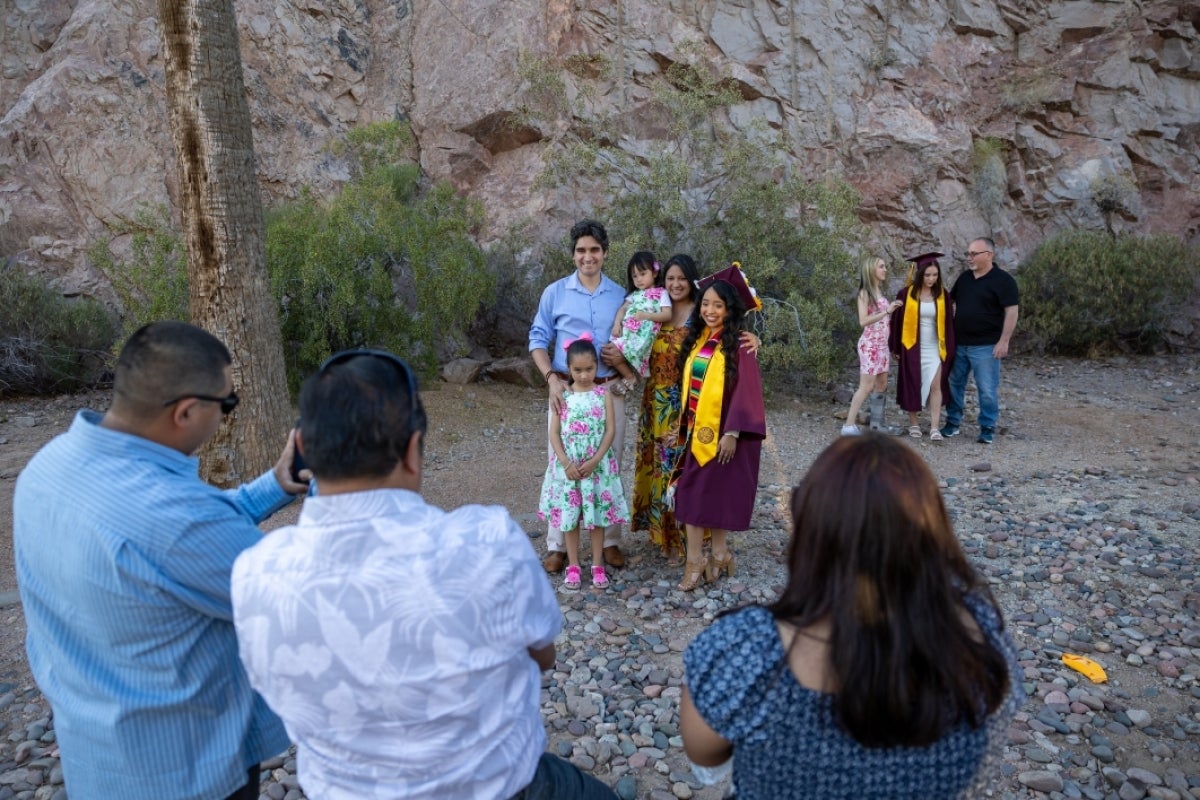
[510,753,619,800]
[944,344,1002,431]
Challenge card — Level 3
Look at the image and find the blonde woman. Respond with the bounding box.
[842,257,902,435]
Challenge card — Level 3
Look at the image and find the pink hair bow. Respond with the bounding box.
[653,261,661,272]
[562,331,595,350]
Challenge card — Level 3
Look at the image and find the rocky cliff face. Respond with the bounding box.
[1,0,1197,300]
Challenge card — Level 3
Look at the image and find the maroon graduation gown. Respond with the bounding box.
[888,288,955,413]
[674,343,766,531]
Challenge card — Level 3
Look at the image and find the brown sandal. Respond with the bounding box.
[706,551,736,582]
[677,559,708,591]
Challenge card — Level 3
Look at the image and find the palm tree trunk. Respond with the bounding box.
[156,0,291,485]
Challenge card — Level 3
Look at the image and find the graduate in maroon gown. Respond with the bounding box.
[673,264,766,591]
[889,253,956,440]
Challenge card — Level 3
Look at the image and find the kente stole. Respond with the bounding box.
[901,290,947,361]
[683,332,727,467]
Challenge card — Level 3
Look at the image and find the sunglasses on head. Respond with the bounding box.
[162,391,240,415]
[317,348,421,433]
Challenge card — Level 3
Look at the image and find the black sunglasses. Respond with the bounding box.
[162,391,240,416]
[317,348,421,433]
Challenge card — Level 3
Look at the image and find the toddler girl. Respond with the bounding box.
[609,251,673,394]
[538,336,629,590]
[843,256,903,435]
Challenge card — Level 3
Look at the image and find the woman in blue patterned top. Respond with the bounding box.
[680,433,1023,799]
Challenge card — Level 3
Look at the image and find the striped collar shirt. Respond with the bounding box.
[14,410,293,800]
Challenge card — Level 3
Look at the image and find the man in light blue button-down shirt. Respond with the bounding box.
[529,220,632,574]
[14,321,309,800]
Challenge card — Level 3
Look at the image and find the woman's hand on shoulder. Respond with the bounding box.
[738,331,761,354]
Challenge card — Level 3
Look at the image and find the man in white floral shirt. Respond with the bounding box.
[231,349,617,800]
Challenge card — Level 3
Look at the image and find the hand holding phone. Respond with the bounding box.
[290,420,310,483]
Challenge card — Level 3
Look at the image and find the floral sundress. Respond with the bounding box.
[538,385,629,532]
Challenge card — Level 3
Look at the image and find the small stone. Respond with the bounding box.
[1126,768,1163,787]
[1119,781,1148,800]
[671,782,694,799]
[614,776,637,800]
[1127,709,1152,728]
[1019,770,1064,793]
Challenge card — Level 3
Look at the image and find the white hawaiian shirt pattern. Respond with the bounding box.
[232,489,563,800]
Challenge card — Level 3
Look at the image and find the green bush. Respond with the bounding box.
[267,121,492,391]
[1018,230,1199,354]
[90,204,189,343]
[0,265,117,396]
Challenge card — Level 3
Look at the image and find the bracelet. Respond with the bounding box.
[722,431,739,439]
[543,370,553,384]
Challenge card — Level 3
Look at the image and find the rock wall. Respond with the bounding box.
[1,0,1197,301]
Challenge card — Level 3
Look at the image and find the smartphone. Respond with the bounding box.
[290,419,309,483]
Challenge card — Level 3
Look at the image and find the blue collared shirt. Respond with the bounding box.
[528,271,626,376]
[14,410,293,800]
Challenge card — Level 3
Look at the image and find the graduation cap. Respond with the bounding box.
[907,251,944,267]
[695,261,763,312]
[905,251,944,285]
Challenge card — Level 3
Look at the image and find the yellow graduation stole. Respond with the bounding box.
[900,290,947,362]
[682,331,727,467]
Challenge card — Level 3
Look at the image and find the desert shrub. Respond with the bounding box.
[1090,173,1137,236]
[267,121,492,391]
[1018,230,1199,354]
[972,137,1008,228]
[0,265,117,396]
[90,204,189,343]
[1001,67,1059,113]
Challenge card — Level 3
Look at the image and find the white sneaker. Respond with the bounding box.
[840,424,862,436]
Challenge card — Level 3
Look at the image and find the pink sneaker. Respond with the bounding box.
[563,565,581,591]
[591,565,609,588]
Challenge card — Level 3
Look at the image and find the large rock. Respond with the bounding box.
[1,0,1197,308]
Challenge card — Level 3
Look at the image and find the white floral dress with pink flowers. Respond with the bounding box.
[610,286,671,377]
[538,385,629,532]
[857,295,892,375]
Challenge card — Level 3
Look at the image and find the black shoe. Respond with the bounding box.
[939,425,960,438]
[977,428,994,444]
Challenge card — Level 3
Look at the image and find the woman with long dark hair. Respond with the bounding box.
[672,265,765,591]
[680,433,1022,798]
[627,255,761,567]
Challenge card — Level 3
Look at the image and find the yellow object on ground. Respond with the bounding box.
[1062,653,1108,683]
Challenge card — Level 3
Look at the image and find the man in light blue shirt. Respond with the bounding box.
[14,321,309,800]
[529,219,630,573]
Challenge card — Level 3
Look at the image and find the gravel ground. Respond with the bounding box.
[1,354,1198,799]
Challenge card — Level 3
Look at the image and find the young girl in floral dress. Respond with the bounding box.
[843,257,903,435]
[538,336,629,590]
[609,251,673,395]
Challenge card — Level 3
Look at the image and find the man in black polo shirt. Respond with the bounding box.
[940,237,1019,444]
